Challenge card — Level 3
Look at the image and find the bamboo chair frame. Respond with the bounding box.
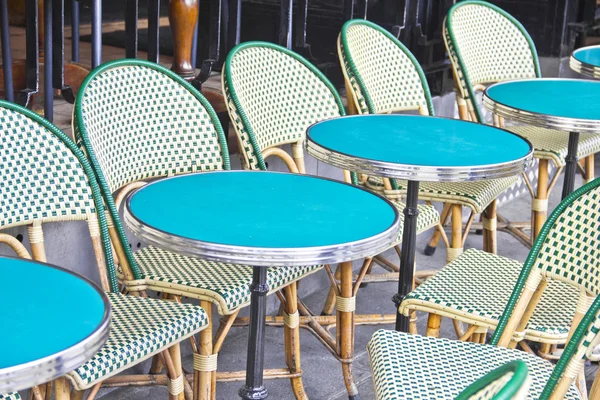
[337,19,504,268]
[221,41,440,399]
[73,59,309,400]
[443,0,597,250]
[0,100,198,400]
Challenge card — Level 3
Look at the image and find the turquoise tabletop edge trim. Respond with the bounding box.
[573,45,600,66]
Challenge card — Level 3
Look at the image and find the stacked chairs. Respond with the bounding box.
[73,59,317,399]
[443,0,600,246]
[0,100,209,399]
[369,178,600,399]
[338,19,518,263]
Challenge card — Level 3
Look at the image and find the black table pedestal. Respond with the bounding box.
[393,180,420,332]
[562,131,580,200]
[239,267,269,400]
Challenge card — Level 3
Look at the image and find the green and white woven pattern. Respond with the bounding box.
[0,393,20,400]
[68,292,208,389]
[77,64,226,192]
[507,126,600,167]
[0,107,95,229]
[532,185,600,295]
[223,43,343,170]
[400,249,578,342]
[444,2,538,102]
[128,246,323,315]
[341,21,431,114]
[367,330,581,400]
[366,176,518,214]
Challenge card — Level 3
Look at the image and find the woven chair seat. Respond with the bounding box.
[126,246,323,315]
[367,329,581,399]
[507,126,600,167]
[66,293,208,390]
[400,248,577,343]
[364,176,518,214]
[0,394,20,400]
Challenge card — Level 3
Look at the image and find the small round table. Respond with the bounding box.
[483,78,600,199]
[0,256,110,393]
[307,114,532,332]
[570,45,600,79]
[124,171,399,400]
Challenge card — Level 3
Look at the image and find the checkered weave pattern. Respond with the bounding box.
[340,21,431,114]
[77,64,226,193]
[0,393,20,400]
[67,292,208,390]
[444,2,538,103]
[223,43,343,169]
[367,330,581,400]
[400,249,578,342]
[532,185,600,295]
[128,246,323,315]
[0,107,96,229]
[507,126,600,167]
[366,176,518,214]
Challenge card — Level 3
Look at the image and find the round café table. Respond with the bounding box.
[483,78,600,199]
[0,256,110,393]
[306,114,533,332]
[570,45,600,79]
[123,171,399,400]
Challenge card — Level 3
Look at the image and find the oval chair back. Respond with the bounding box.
[492,178,600,398]
[455,360,530,400]
[222,42,345,173]
[338,19,434,117]
[74,59,230,282]
[443,0,541,123]
[0,100,117,293]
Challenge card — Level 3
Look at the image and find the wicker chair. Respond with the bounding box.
[455,360,530,400]
[338,19,518,264]
[73,59,319,399]
[222,41,440,398]
[0,100,209,399]
[0,394,20,400]
[444,0,600,246]
[370,178,600,399]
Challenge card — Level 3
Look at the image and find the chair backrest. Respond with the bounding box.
[74,59,230,195]
[0,101,117,293]
[492,178,600,398]
[75,59,231,282]
[222,42,345,172]
[338,19,434,116]
[455,360,530,400]
[443,0,541,123]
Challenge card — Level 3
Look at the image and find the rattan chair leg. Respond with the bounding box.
[71,390,84,400]
[448,205,463,263]
[168,342,185,400]
[532,160,549,240]
[291,143,306,174]
[424,203,451,256]
[162,350,179,400]
[338,261,358,399]
[585,154,595,184]
[283,282,307,399]
[482,200,497,254]
[86,384,102,400]
[54,377,70,400]
[425,314,442,338]
[150,354,164,374]
[456,95,471,121]
[321,265,341,316]
[0,233,31,259]
[28,222,47,262]
[196,300,213,400]
[589,368,600,400]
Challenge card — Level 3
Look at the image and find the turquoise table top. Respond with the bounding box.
[483,79,600,132]
[571,45,600,78]
[125,171,399,266]
[0,257,110,392]
[306,115,532,182]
